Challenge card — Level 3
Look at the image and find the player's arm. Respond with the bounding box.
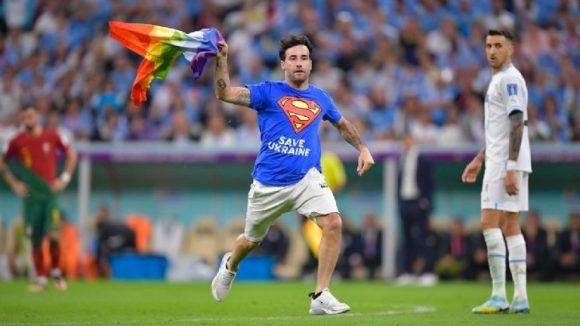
[51,138,78,193]
[504,111,524,195]
[214,40,251,107]
[333,117,374,176]
[62,146,78,181]
[0,155,28,197]
[461,147,484,183]
[503,78,526,195]
[508,111,524,163]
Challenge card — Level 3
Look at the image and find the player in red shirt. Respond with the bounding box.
[0,104,77,292]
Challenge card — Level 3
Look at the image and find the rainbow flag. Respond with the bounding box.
[109,21,223,107]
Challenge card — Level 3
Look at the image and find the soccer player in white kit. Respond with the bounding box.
[462,30,532,314]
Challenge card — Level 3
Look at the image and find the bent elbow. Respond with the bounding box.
[215,91,225,101]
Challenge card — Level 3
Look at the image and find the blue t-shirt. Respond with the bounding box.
[247,81,342,186]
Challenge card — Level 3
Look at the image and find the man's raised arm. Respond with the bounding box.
[214,40,251,107]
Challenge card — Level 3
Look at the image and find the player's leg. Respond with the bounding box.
[294,168,349,315]
[307,212,350,315]
[398,201,417,283]
[227,235,260,272]
[211,180,290,301]
[46,198,66,291]
[212,235,261,302]
[25,198,48,292]
[472,167,509,313]
[314,212,342,292]
[503,172,530,313]
[472,208,509,313]
[503,212,529,313]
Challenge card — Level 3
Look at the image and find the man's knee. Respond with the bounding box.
[501,213,522,236]
[317,213,342,233]
[239,234,261,250]
[480,209,501,229]
[48,230,60,242]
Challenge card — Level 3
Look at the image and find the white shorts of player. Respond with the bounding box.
[481,164,529,213]
[244,167,339,242]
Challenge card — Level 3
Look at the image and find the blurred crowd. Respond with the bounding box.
[0,0,578,146]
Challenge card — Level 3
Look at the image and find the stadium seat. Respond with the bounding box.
[126,214,153,253]
[181,217,221,267]
[220,217,246,253]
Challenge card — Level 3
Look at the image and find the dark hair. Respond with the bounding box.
[487,29,514,41]
[20,103,37,111]
[278,35,313,61]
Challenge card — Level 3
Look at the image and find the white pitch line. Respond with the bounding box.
[1,305,436,325]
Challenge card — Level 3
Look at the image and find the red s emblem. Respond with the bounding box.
[277,96,322,133]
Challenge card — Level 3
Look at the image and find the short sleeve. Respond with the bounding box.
[54,130,71,154]
[322,92,342,124]
[500,76,526,116]
[2,134,18,159]
[246,81,271,111]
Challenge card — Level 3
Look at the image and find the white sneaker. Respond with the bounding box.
[395,273,417,286]
[308,288,351,315]
[418,273,438,287]
[211,252,236,301]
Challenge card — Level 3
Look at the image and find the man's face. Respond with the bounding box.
[281,45,312,84]
[21,107,39,129]
[485,35,513,70]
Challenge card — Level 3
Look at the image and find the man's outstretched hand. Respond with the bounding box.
[357,147,375,176]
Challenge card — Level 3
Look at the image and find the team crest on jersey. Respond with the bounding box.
[277,96,321,133]
[507,83,518,96]
[43,142,50,154]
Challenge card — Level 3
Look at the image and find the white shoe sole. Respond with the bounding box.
[309,307,350,315]
[211,253,232,302]
[211,275,222,301]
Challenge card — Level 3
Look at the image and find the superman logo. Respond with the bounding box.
[277,96,321,133]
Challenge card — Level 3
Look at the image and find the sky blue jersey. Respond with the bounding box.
[247,81,342,186]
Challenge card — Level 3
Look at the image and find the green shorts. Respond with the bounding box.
[23,195,61,243]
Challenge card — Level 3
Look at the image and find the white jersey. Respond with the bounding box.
[484,64,532,173]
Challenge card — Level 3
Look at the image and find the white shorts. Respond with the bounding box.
[244,168,339,242]
[481,164,529,213]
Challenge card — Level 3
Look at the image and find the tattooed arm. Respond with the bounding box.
[214,41,251,107]
[504,111,524,195]
[508,111,524,163]
[333,118,374,176]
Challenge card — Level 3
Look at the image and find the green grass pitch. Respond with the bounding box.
[0,281,579,325]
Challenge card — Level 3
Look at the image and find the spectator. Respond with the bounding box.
[94,204,136,278]
[253,222,289,263]
[360,212,383,280]
[199,109,236,148]
[0,71,22,123]
[435,219,473,280]
[469,232,491,280]
[396,133,437,285]
[336,217,362,280]
[554,212,580,280]
[522,210,552,281]
[162,109,198,145]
